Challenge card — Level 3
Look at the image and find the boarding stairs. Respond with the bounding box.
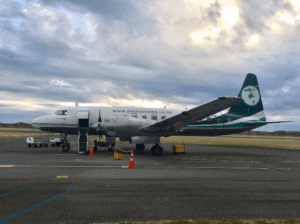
[77,110,89,154]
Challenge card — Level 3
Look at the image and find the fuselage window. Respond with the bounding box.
[131,113,137,118]
[142,115,147,119]
[217,118,223,124]
[151,114,158,121]
[161,116,166,120]
[227,117,232,122]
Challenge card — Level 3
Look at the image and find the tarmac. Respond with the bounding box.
[1,137,300,223]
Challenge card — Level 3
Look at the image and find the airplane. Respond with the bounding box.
[32,73,288,156]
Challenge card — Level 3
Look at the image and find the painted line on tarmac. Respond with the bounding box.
[0,165,15,167]
[0,165,129,168]
[57,176,68,178]
[0,188,75,223]
[0,189,23,198]
[197,156,300,173]
[192,167,267,170]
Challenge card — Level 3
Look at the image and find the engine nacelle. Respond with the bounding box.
[130,136,160,144]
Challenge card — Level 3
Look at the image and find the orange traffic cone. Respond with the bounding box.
[128,150,136,169]
[89,146,94,156]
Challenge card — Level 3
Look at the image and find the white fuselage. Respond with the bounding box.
[32,106,180,137]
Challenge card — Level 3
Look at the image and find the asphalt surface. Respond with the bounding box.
[1,137,300,223]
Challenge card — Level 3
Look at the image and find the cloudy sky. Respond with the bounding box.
[0,0,300,131]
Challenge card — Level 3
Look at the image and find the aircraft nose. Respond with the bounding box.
[32,116,45,129]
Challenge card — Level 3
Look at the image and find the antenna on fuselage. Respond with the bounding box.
[75,102,78,107]
[164,105,166,109]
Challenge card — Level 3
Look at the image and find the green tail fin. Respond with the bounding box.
[228,73,265,119]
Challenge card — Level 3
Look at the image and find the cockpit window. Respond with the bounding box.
[55,110,68,115]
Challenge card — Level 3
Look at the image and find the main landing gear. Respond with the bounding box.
[151,144,163,156]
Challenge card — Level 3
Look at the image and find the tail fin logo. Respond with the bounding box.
[241,85,260,106]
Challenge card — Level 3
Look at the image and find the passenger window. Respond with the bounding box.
[142,115,147,119]
[161,116,166,120]
[151,114,158,121]
[131,113,137,119]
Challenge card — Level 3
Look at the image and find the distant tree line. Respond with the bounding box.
[239,130,300,137]
[0,122,35,129]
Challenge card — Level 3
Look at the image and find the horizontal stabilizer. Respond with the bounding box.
[141,96,243,133]
[244,121,292,125]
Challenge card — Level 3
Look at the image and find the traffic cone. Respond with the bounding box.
[128,150,136,169]
[89,146,94,156]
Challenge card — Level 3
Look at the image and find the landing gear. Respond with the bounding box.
[136,144,145,151]
[151,144,163,156]
[62,144,70,152]
[61,134,71,152]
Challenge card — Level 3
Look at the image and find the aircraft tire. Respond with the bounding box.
[56,142,60,147]
[45,144,48,147]
[94,146,98,152]
[84,150,90,155]
[151,145,163,156]
[62,144,70,152]
[136,144,145,151]
[34,144,37,148]
[28,144,31,148]
[51,143,54,147]
[108,147,114,152]
[39,143,43,147]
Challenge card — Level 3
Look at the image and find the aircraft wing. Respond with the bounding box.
[141,96,243,134]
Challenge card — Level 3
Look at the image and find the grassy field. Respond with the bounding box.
[160,136,300,150]
[0,127,41,132]
[99,219,300,224]
[0,132,50,139]
[1,129,300,150]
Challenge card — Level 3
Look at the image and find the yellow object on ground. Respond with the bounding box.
[172,145,185,155]
[114,152,123,160]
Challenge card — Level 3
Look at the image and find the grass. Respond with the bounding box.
[161,136,300,150]
[93,219,300,224]
[1,129,300,150]
[0,132,50,139]
[0,127,41,132]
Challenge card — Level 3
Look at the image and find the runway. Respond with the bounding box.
[1,137,300,223]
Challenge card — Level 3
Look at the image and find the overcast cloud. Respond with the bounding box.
[1,0,300,131]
